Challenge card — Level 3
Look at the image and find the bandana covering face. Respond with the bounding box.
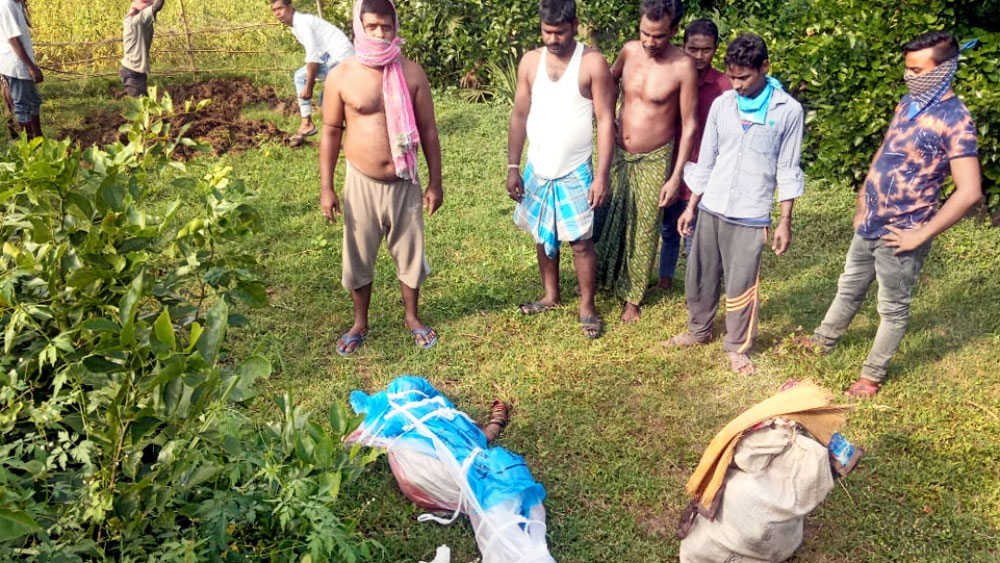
[903,56,957,120]
[353,0,421,182]
[128,0,153,18]
[737,75,783,125]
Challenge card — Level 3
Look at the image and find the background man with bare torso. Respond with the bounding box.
[319,0,443,356]
[507,0,615,339]
[595,0,697,323]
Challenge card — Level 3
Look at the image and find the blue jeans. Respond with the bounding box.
[813,234,931,383]
[659,198,694,279]
[294,60,333,118]
[3,75,41,123]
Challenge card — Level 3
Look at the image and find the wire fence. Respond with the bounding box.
[30,0,320,82]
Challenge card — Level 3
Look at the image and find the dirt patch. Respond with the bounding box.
[60,78,300,157]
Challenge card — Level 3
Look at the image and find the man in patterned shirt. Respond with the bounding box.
[803,31,982,398]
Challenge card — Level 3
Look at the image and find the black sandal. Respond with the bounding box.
[580,316,603,339]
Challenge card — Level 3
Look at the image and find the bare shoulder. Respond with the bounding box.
[519,48,542,69]
[581,48,611,71]
[668,47,696,74]
[620,40,641,56]
[401,57,430,83]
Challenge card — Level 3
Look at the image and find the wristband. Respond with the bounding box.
[507,164,520,169]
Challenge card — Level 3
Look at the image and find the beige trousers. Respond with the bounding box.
[341,162,430,290]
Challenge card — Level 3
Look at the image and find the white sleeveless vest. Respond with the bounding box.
[525,42,594,180]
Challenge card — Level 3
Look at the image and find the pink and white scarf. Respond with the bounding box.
[128,0,153,18]
[352,0,420,181]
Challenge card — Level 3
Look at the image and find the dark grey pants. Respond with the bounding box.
[120,66,148,98]
[685,211,766,353]
[813,234,930,383]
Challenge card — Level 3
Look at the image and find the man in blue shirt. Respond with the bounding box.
[664,33,805,376]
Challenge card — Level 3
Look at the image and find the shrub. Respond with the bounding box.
[0,91,378,561]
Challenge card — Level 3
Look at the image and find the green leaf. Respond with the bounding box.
[226,355,271,403]
[153,309,176,352]
[119,272,144,327]
[329,401,348,435]
[81,318,119,333]
[66,268,109,287]
[0,509,42,541]
[196,300,228,366]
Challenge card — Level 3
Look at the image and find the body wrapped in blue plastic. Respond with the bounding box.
[348,376,555,563]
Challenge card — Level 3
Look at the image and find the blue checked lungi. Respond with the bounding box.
[514,160,594,258]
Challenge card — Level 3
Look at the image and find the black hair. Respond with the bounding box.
[724,32,769,70]
[639,0,684,27]
[539,0,576,25]
[270,0,291,5]
[361,0,396,22]
[902,30,959,63]
[684,18,719,45]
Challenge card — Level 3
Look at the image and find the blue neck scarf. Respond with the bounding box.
[737,76,783,125]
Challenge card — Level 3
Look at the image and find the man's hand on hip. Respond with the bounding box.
[882,225,927,254]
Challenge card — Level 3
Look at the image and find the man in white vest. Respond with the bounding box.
[506,0,615,339]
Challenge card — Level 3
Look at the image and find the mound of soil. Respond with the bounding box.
[60,77,300,157]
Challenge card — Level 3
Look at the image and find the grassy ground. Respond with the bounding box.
[27,75,1000,562]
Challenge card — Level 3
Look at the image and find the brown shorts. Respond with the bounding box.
[342,162,429,290]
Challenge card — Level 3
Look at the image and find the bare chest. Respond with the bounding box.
[623,59,679,105]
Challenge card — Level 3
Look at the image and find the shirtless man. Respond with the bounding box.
[507,0,615,339]
[319,0,443,356]
[594,0,697,323]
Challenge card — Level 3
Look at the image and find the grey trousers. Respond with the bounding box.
[685,211,766,354]
[813,233,931,383]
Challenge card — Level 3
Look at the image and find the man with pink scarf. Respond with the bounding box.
[319,0,443,356]
[120,0,165,97]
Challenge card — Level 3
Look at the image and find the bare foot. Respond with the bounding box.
[481,400,510,443]
[621,302,641,323]
[653,277,673,291]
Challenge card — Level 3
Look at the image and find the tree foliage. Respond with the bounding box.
[371,0,997,212]
[0,91,379,561]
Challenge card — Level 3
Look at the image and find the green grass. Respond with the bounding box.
[29,77,1000,562]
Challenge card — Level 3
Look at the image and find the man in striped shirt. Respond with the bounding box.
[664,33,805,376]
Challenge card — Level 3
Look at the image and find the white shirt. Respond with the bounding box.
[291,12,354,66]
[0,0,35,79]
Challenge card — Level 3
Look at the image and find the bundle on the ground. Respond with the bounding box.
[347,376,555,563]
[679,381,853,562]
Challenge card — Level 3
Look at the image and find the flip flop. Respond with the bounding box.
[301,125,318,137]
[662,332,711,348]
[411,325,438,350]
[726,351,756,376]
[518,301,559,315]
[580,316,603,339]
[335,331,367,356]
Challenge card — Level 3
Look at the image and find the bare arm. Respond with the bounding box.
[609,46,627,109]
[411,64,443,215]
[151,0,166,15]
[883,156,982,253]
[587,51,615,209]
[660,57,698,206]
[7,36,41,83]
[301,62,321,99]
[506,53,534,202]
[318,69,346,222]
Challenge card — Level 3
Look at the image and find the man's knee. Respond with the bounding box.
[875,297,911,323]
[569,238,594,256]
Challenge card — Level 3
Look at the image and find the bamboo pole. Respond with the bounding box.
[315,0,324,17]
[177,0,199,77]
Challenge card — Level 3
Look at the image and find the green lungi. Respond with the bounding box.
[595,141,674,305]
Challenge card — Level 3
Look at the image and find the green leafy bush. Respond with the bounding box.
[0,91,378,561]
